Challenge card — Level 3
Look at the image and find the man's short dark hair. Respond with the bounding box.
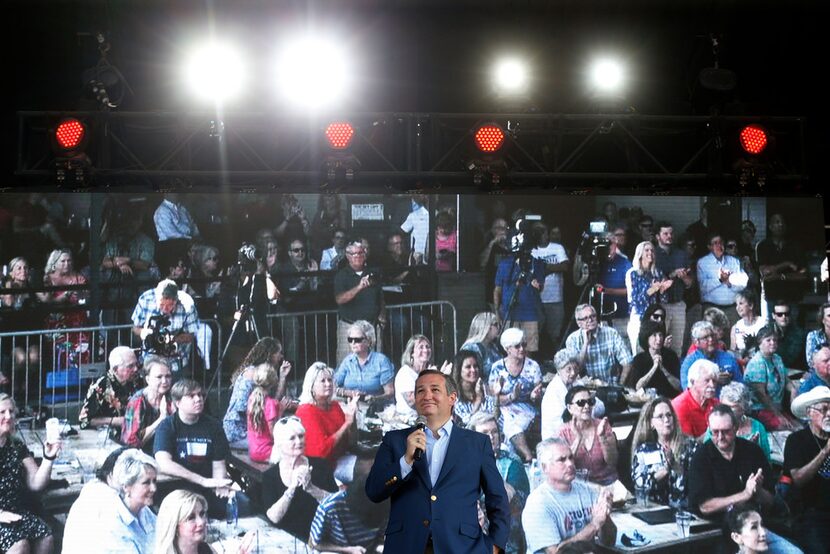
[655,221,673,234]
[709,404,738,428]
[415,370,458,397]
[171,379,203,402]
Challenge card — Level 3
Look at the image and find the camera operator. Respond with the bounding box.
[494,219,546,357]
[598,231,633,343]
[334,241,386,362]
[132,278,200,374]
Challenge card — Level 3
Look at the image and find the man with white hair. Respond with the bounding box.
[784,386,830,553]
[671,358,720,438]
[131,278,200,374]
[79,346,142,431]
[799,346,830,395]
[680,320,742,392]
[565,304,632,384]
[522,438,616,553]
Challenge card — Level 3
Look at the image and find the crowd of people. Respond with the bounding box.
[0,192,829,553]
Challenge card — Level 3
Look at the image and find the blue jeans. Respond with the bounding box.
[767,530,805,554]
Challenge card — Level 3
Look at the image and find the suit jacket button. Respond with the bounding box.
[392,476,398,482]
[423,519,429,527]
[430,495,437,501]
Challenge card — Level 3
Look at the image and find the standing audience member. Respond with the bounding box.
[246,363,288,463]
[296,362,359,463]
[488,328,544,462]
[310,195,347,262]
[531,222,570,351]
[121,356,175,454]
[333,320,395,401]
[319,228,346,271]
[0,257,41,383]
[558,386,618,486]
[625,241,672,354]
[542,350,605,440]
[522,438,617,553]
[79,346,142,432]
[598,231,633,343]
[654,221,695,356]
[743,326,800,431]
[805,303,830,371]
[394,335,450,418]
[770,301,806,370]
[565,304,633,384]
[731,291,766,359]
[275,193,310,241]
[493,245,546,357]
[697,233,748,327]
[434,208,458,272]
[42,248,91,367]
[99,449,158,554]
[625,320,682,397]
[480,218,511,307]
[461,311,504,384]
[451,350,497,426]
[400,194,429,261]
[630,397,699,508]
[685,202,712,260]
[261,417,338,540]
[0,393,58,554]
[334,241,386,363]
[154,193,200,243]
[800,346,830,394]
[757,213,809,316]
[672,359,720,438]
[784,386,830,554]
[703,382,771,462]
[680,321,742,392]
[687,405,803,553]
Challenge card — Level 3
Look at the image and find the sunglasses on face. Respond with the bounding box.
[277,415,301,425]
[774,311,790,317]
[571,398,596,408]
[290,248,306,253]
[577,314,597,322]
[347,336,365,344]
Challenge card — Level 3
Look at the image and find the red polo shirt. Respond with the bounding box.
[671,389,718,438]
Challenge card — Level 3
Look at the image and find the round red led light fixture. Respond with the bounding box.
[325,122,355,150]
[739,125,768,155]
[55,118,86,151]
[474,124,506,153]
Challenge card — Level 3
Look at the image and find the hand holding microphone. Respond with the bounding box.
[405,416,428,465]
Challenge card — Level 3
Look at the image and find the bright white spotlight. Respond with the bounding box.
[276,36,351,110]
[185,41,246,104]
[493,58,529,95]
[590,58,625,93]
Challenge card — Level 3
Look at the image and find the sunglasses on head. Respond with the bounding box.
[572,398,596,408]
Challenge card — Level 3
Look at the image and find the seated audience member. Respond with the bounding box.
[131,279,199,374]
[800,345,830,394]
[680,321,742,392]
[309,457,386,553]
[320,228,347,271]
[154,490,229,554]
[279,238,319,299]
[153,379,236,518]
[522,438,617,553]
[558,386,618,486]
[394,334,451,418]
[461,311,504,384]
[805,303,830,371]
[631,397,699,508]
[246,363,289,463]
[223,338,290,447]
[697,233,749,328]
[122,356,175,454]
[687,306,730,355]
[688,405,803,554]
[744,326,800,431]
[333,320,395,400]
[784,386,830,554]
[625,320,682,397]
[468,412,529,554]
[79,345,142,432]
[731,291,766,359]
[727,504,772,554]
[488,328,544,462]
[770,301,806,370]
[63,446,129,554]
[565,304,633,384]
[703,382,772,462]
[542,349,605,440]
[262,417,338,540]
[0,393,57,554]
[672,359,720,438]
[452,349,497,426]
[625,241,672,355]
[99,449,158,554]
[296,362,358,462]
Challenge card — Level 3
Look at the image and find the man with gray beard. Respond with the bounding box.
[784,386,830,553]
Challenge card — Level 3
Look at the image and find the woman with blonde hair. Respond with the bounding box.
[246,363,290,463]
[394,334,452,417]
[42,248,91,367]
[296,362,358,462]
[625,241,672,354]
[154,490,214,554]
[461,311,503,383]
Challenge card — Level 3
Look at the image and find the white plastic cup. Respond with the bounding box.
[45,418,61,444]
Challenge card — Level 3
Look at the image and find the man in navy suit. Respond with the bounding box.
[366,370,510,553]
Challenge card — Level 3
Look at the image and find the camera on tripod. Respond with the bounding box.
[510,215,543,278]
[578,220,612,262]
[142,315,177,357]
[237,243,263,274]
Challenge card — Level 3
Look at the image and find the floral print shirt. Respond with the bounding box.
[78,371,141,430]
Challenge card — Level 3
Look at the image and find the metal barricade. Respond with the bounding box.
[265,301,458,372]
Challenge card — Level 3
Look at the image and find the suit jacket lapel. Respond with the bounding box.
[433,427,463,490]
[414,452,432,490]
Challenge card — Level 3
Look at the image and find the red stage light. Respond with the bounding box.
[739,125,768,155]
[325,122,355,150]
[474,124,505,153]
[55,118,86,151]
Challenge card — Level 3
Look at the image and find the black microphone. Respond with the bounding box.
[413,416,427,461]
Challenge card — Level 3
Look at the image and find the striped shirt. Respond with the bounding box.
[310,490,380,548]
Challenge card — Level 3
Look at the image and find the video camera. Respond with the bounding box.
[578,220,612,262]
[237,243,263,274]
[142,314,178,357]
[510,215,543,278]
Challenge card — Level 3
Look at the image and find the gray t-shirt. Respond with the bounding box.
[522,480,598,554]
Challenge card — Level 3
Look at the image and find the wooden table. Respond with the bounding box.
[598,505,721,554]
[208,515,309,554]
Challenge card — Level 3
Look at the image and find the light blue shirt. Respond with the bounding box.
[399,418,454,487]
[101,497,157,554]
[696,252,747,305]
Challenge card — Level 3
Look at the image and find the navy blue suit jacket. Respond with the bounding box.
[365,424,510,553]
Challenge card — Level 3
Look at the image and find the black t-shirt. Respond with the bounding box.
[687,438,773,521]
[626,349,681,398]
[153,413,229,479]
[756,238,808,301]
[333,267,382,323]
[783,428,830,512]
[260,458,338,539]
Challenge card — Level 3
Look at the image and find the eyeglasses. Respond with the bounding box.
[571,398,596,408]
[346,251,365,257]
[809,405,830,416]
[509,342,527,349]
[577,314,597,322]
[347,336,365,344]
[696,334,714,342]
[773,311,790,317]
[652,413,673,420]
[725,243,738,249]
[290,248,306,253]
[206,256,218,261]
[710,428,734,436]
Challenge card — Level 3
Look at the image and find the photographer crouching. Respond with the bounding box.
[131,278,200,377]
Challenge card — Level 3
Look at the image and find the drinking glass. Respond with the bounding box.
[675,510,692,538]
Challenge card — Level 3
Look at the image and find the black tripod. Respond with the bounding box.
[499,251,537,334]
